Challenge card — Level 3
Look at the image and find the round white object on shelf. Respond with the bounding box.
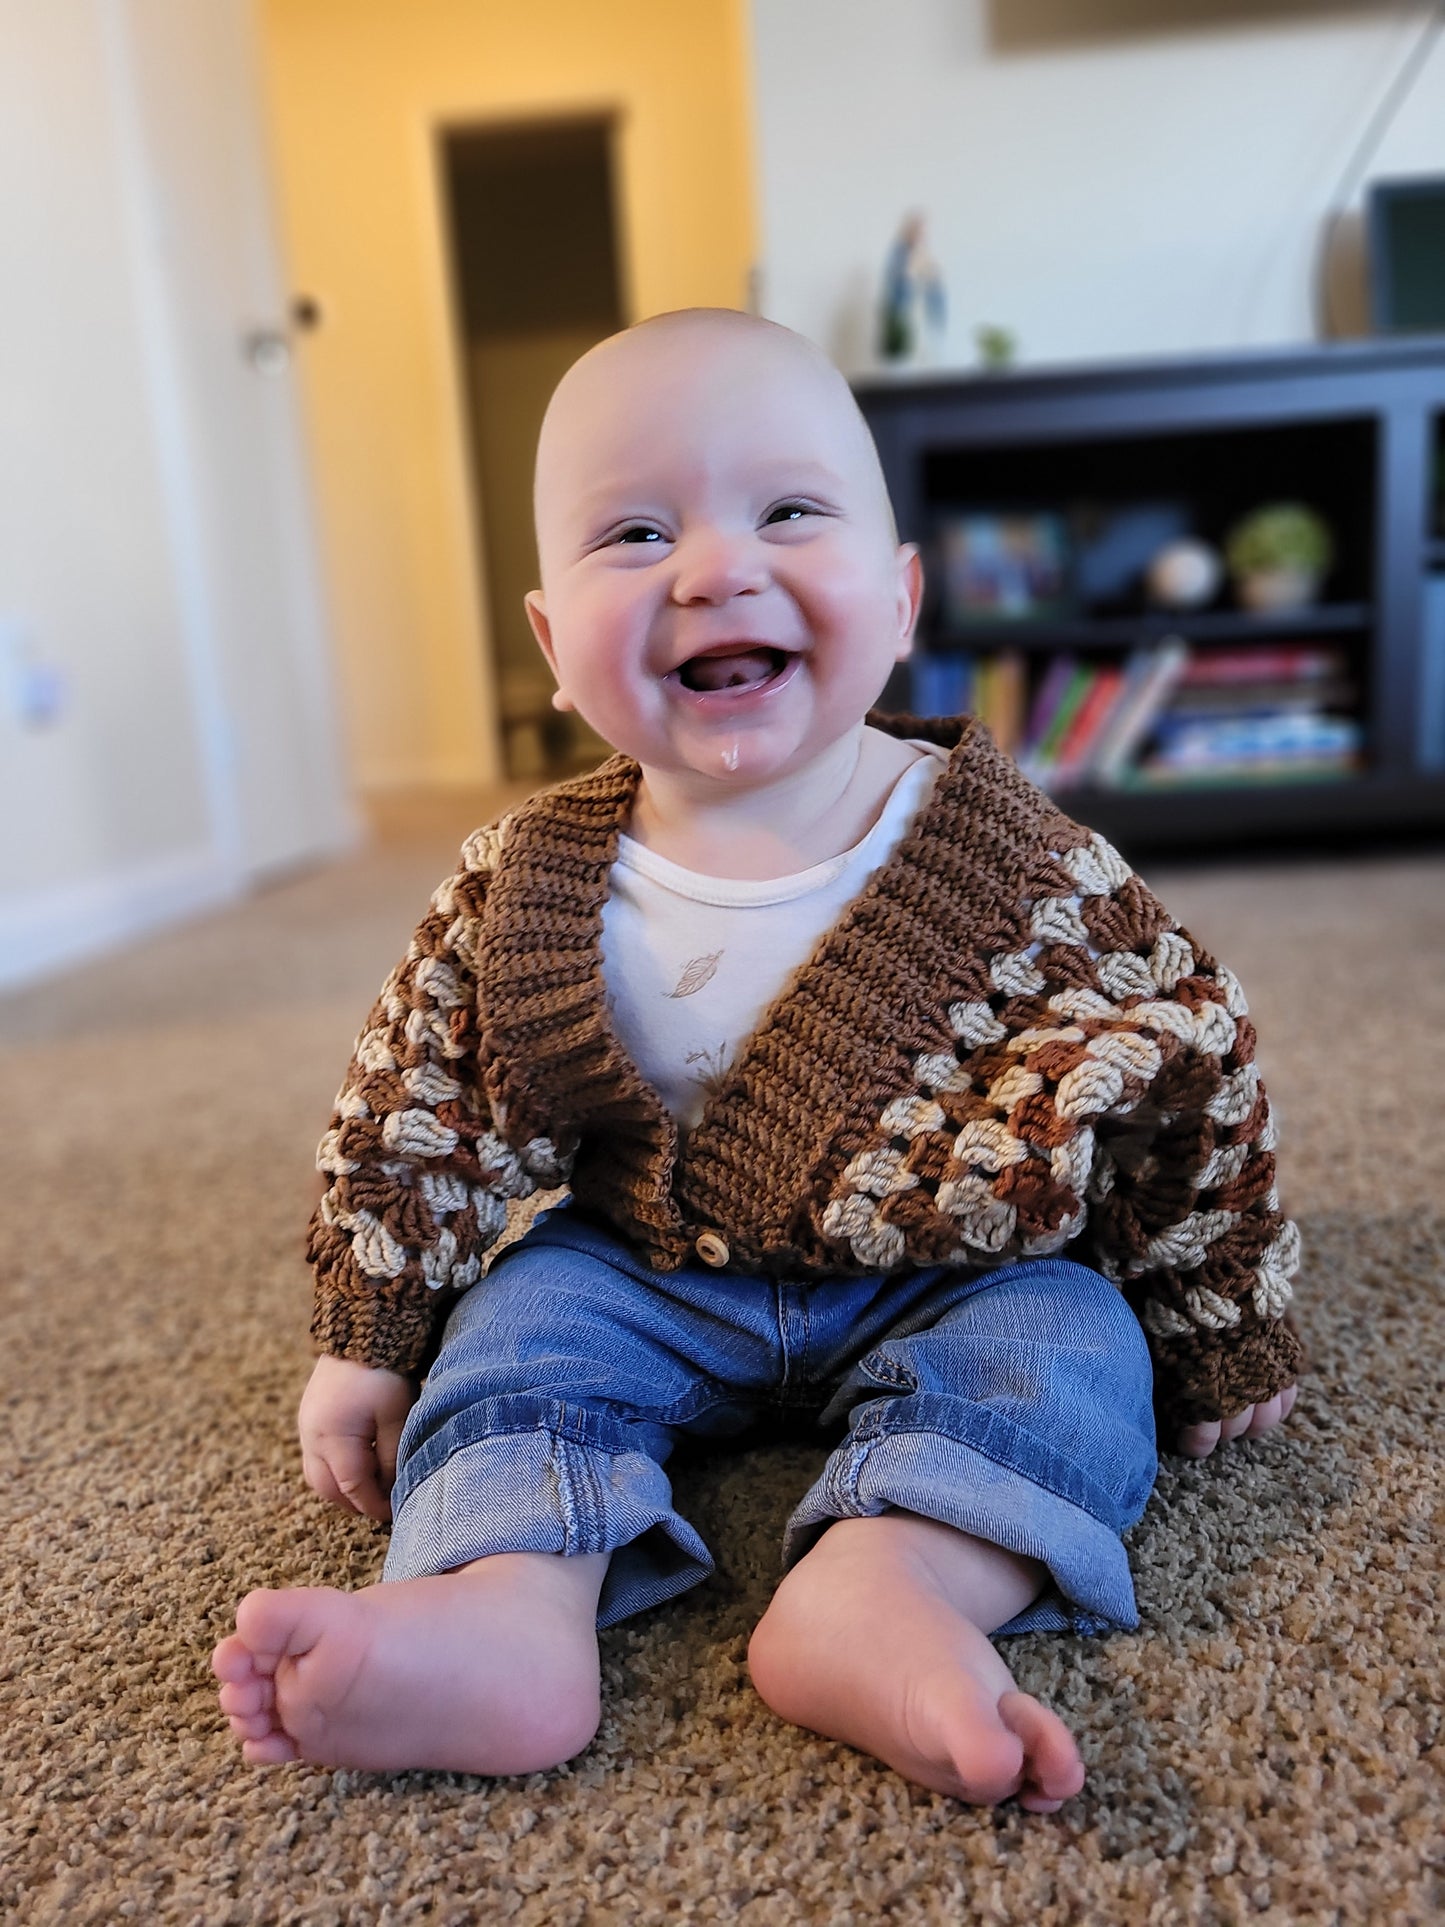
[1146,538,1223,609]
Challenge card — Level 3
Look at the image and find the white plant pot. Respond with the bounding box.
[1237,566,1321,613]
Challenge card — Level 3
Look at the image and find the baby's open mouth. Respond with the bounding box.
[674,647,791,694]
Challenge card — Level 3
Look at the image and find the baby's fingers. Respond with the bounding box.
[375,1412,405,1497]
[1176,1384,1299,1458]
[1245,1383,1298,1438]
[304,1436,391,1522]
[1179,1403,1257,1456]
[1176,1418,1222,1459]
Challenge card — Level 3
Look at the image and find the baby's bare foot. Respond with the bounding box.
[748,1514,1085,1811]
[212,1551,608,1774]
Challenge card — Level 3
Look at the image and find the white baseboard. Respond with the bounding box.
[0,846,242,995]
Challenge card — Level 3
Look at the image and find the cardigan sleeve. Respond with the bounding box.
[305,822,570,1375]
[1071,934,1305,1432]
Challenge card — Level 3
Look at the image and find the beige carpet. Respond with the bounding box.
[2,802,1442,1925]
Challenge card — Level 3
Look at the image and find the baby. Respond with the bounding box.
[213,309,1301,1810]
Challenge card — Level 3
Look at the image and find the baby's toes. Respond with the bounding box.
[218,1674,274,1720]
[998,1691,1085,1809]
[211,1631,267,1686]
[227,1706,279,1744]
[241,1729,301,1766]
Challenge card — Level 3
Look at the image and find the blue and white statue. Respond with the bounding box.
[879,212,946,366]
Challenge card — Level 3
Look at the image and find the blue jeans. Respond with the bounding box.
[386,1211,1158,1634]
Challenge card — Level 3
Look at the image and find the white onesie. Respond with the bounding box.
[600,746,947,1131]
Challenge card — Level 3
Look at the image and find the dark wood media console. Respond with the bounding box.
[857,340,1445,852]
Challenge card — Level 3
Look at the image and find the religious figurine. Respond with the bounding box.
[879,213,946,366]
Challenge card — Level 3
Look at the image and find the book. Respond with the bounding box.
[1079,648,1155,776]
[911,651,972,717]
[1029,661,1097,777]
[1179,645,1345,686]
[1052,664,1127,786]
[1091,637,1192,783]
[977,649,1027,754]
[1020,655,1081,767]
[1146,712,1363,770]
[1120,755,1360,790]
[1166,678,1356,717]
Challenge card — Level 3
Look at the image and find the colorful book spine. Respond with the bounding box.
[911,652,973,718]
[1033,663,1097,773]
[1145,712,1363,770]
[1051,664,1127,786]
[1179,645,1344,686]
[1120,756,1360,789]
[1019,656,1078,769]
[1070,649,1152,778]
[1167,678,1355,717]
[1092,637,1192,782]
[977,649,1027,754]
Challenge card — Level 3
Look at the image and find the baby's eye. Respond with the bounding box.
[763,502,811,526]
[616,525,663,545]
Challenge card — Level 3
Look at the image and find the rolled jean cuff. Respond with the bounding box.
[384,1395,713,1630]
[782,1398,1148,1636]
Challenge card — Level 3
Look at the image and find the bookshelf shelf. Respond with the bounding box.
[857,340,1445,853]
[927,602,1372,656]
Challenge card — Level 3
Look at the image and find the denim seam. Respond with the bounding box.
[395,1399,651,1510]
[630,1380,741,1429]
[856,1350,914,1391]
[554,1433,595,1554]
[840,1410,1143,1529]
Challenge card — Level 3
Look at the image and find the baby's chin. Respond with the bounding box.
[650,715,868,798]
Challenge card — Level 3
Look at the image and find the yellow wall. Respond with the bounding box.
[257,0,757,791]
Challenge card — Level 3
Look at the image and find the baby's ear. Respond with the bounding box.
[523,589,552,657]
[894,544,923,656]
[524,592,575,711]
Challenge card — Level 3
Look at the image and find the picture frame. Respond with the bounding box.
[935,510,1073,627]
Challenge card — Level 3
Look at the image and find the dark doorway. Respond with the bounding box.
[443,117,625,778]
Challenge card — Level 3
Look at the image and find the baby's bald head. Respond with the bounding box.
[531,309,897,574]
[521,307,922,782]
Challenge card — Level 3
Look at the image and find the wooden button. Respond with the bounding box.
[694,1231,731,1268]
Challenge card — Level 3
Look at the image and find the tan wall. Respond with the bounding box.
[256,0,758,792]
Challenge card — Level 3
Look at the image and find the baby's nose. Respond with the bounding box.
[672,528,767,603]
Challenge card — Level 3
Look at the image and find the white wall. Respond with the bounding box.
[750,0,1445,371]
[0,0,354,993]
[1,5,214,911]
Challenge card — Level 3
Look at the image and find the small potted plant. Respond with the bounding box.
[1224,503,1334,612]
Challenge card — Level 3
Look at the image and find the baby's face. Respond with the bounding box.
[525,313,920,792]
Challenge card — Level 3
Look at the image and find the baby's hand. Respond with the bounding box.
[1175,1384,1297,1459]
[298,1354,415,1522]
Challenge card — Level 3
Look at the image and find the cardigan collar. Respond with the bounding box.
[475,715,1079,1259]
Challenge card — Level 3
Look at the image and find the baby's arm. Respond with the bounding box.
[1064,908,1303,1446]
[299,1354,415,1522]
[306,819,571,1380]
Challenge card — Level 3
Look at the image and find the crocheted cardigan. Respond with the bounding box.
[307,715,1303,1429]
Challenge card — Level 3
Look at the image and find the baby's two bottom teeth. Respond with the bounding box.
[680,648,785,692]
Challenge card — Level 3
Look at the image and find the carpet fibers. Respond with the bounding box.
[2,809,1441,1925]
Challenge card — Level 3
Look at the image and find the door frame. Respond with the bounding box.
[422,101,634,781]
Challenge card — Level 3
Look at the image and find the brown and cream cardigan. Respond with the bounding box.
[308,715,1303,1429]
